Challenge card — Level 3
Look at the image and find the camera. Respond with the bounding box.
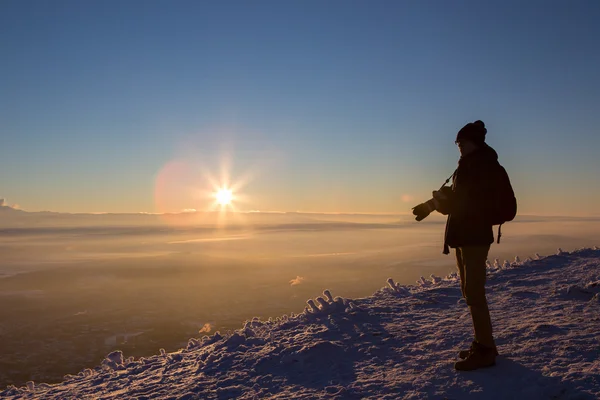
[412,198,437,221]
[412,186,453,221]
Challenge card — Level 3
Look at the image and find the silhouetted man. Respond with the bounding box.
[412,120,500,371]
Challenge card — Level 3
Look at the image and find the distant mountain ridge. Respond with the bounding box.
[0,205,24,213]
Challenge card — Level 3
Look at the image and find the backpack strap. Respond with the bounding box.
[497,224,503,244]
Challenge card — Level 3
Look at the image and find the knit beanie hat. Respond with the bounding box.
[456,120,487,145]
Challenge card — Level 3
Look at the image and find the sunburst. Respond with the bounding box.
[215,188,233,207]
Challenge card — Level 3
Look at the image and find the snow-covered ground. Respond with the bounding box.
[2,248,599,399]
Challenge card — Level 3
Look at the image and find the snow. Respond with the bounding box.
[2,248,600,399]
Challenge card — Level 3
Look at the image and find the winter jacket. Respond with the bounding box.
[437,144,501,254]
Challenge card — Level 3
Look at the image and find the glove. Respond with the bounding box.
[433,186,453,201]
[412,199,436,221]
[432,190,447,201]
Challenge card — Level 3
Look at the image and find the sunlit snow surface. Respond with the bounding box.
[3,248,600,399]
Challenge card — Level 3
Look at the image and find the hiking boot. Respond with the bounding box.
[455,342,496,371]
[458,341,499,359]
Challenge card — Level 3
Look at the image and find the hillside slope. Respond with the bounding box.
[2,248,600,399]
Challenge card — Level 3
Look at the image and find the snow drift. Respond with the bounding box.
[2,248,600,399]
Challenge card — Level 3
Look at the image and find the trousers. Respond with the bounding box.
[456,245,496,348]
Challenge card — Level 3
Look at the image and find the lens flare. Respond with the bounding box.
[154,138,272,228]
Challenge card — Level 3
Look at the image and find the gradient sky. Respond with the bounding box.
[2,0,599,215]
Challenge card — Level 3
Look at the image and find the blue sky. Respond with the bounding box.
[1,0,599,215]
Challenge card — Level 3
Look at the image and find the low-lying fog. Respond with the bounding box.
[1,209,599,387]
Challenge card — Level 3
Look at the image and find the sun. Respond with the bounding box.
[215,188,233,206]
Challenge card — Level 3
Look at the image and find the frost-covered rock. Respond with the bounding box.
[315,296,329,311]
[225,333,246,349]
[346,301,361,312]
[417,276,431,287]
[35,383,52,392]
[430,274,442,284]
[186,338,201,351]
[445,271,458,281]
[101,351,124,371]
[304,290,350,316]
[244,318,265,330]
[386,277,397,290]
[201,331,223,346]
[2,386,21,397]
[63,374,78,382]
[107,350,124,364]
[305,299,319,314]
[240,325,256,338]
[386,278,410,294]
[333,296,346,307]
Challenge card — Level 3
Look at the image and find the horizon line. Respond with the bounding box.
[2,205,600,219]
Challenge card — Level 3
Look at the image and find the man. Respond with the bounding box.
[412,120,500,371]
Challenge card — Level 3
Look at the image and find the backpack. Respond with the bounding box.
[488,163,517,243]
[489,164,517,224]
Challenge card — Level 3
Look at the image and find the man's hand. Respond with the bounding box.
[412,199,436,221]
[431,186,453,215]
